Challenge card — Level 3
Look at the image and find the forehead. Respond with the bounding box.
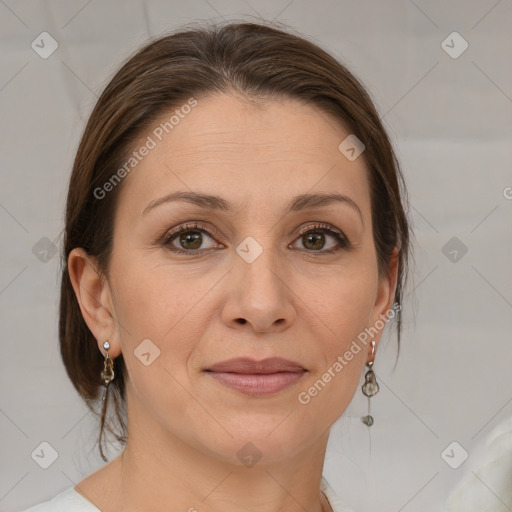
[116,93,371,218]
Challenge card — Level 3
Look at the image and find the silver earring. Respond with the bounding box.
[361,340,379,427]
[100,340,115,386]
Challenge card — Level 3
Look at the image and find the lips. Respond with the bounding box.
[205,357,305,374]
[204,357,307,396]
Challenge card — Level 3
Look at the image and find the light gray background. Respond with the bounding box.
[1,1,511,511]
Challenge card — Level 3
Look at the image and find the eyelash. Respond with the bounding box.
[161,222,349,255]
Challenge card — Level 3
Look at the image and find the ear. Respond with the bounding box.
[68,247,122,358]
[367,247,399,360]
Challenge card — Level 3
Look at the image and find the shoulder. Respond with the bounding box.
[22,487,101,512]
[444,415,512,511]
[24,478,350,512]
[321,476,355,512]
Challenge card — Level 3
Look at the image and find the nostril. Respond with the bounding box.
[237,318,247,324]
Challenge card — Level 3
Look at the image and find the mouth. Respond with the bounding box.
[204,357,307,396]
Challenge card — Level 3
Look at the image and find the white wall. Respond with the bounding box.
[1,1,511,511]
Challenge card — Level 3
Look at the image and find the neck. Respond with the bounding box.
[105,397,332,512]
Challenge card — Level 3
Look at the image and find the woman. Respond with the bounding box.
[25,21,410,512]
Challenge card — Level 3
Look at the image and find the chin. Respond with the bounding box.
[191,416,321,467]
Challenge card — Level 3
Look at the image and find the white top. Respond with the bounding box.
[23,476,354,512]
[443,415,512,511]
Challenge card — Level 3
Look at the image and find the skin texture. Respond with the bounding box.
[68,93,398,512]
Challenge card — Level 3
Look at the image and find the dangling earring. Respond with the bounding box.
[361,340,379,427]
[100,340,115,388]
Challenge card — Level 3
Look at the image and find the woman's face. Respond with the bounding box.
[100,93,395,464]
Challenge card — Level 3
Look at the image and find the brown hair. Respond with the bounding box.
[59,21,410,461]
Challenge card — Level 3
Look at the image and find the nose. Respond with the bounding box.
[221,245,297,334]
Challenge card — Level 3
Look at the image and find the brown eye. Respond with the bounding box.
[302,232,326,250]
[163,222,222,254]
[177,231,203,250]
[292,225,349,254]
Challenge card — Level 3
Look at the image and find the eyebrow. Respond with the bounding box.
[142,191,363,223]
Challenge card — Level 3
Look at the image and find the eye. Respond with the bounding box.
[161,222,349,255]
[291,223,349,254]
[162,222,224,254]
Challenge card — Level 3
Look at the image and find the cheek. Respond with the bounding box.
[311,260,378,346]
[108,255,207,420]
[108,251,223,382]
[109,250,201,337]
[298,264,378,416]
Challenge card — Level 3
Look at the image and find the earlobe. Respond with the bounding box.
[67,248,121,358]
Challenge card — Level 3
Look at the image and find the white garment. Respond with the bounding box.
[22,476,354,512]
[443,415,512,511]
